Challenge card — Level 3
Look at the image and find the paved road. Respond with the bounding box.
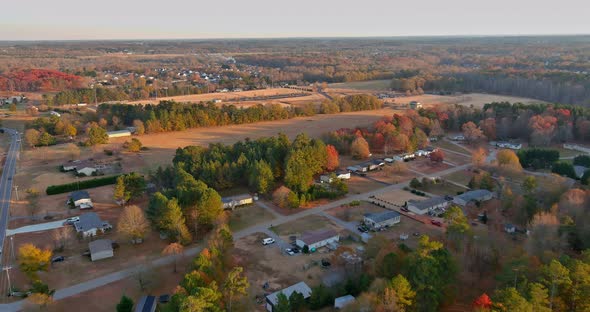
[0,157,471,311]
[0,129,20,257]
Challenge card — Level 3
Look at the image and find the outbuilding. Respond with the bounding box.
[296,229,339,250]
[89,239,114,261]
[266,282,312,312]
[363,211,401,229]
[334,295,355,309]
[69,190,93,209]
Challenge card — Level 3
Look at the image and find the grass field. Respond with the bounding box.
[329,79,391,91]
[433,140,472,155]
[271,215,336,236]
[228,204,276,232]
[443,169,476,186]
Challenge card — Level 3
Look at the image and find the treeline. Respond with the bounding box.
[0,69,84,92]
[96,94,382,133]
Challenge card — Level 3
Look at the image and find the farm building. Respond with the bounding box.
[74,212,111,238]
[266,282,312,312]
[406,196,449,215]
[221,194,254,210]
[107,129,132,138]
[135,295,157,312]
[363,211,401,229]
[89,239,114,261]
[334,295,356,309]
[69,190,93,209]
[453,189,493,206]
[296,229,339,250]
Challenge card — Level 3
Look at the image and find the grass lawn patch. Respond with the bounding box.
[228,204,276,232]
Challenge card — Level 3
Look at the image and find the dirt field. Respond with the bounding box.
[373,189,425,207]
[271,215,339,238]
[407,158,452,175]
[326,201,388,223]
[346,176,386,194]
[229,204,276,232]
[366,166,416,184]
[329,80,392,91]
[442,152,470,166]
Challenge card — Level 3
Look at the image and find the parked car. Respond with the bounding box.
[285,248,295,256]
[262,238,275,245]
[291,247,300,254]
[413,232,420,236]
[357,225,369,233]
[64,216,80,225]
[51,256,65,263]
[431,220,443,227]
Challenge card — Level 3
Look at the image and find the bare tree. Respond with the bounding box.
[25,188,40,218]
[117,205,149,244]
[52,227,73,252]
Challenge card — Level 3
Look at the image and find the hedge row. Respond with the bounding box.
[46,174,123,195]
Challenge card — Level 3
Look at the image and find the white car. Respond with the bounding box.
[64,216,80,225]
[285,248,295,256]
[262,238,275,245]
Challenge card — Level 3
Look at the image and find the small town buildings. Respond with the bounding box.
[384,157,394,163]
[492,141,522,150]
[74,212,110,238]
[363,211,401,229]
[221,194,254,210]
[266,282,312,312]
[406,196,449,215]
[69,190,93,209]
[1,96,24,105]
[135,295,157,312]
[334,295,356,309]
[107,129,132,138]
[89,239,114,261]
[453,189,494,206]
[296,229,340,250]
[451,135,465,141]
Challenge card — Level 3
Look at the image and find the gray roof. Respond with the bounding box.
[135,295,157,312]
[574,166,588,178]
[89,239,112,254]
[70,190,90,202]
[407,196,448,211]
[299,229,339,245]
[74,212,103,232]
[364,211,400,223]
[222,194,252,203]
[334,295,356,308]
[455,189,493,202]
[266,282,312,306]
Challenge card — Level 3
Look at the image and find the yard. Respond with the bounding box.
[407,157,452,175]
[326,201,389,223]
[443,169,476,186]
[417,180,469,196]
[346,175,386,194]
[271,215,339,237]
[229,204,276,232]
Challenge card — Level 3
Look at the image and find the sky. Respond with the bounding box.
[1,0,589,40]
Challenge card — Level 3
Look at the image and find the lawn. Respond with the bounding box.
[326,201,388,222]
[271,215,336,236]
[419,181,468,196]
[228,204,276,232]
[433,140,472,155]
[443,169,476,186]
[329,79,391,91]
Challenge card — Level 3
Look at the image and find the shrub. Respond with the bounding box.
[349,200,361,206]
[46,174,126,195]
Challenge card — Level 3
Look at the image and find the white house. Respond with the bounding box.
[89,239,114,261]
[409,101,422,109]
[107,130,132,138]
[74,212,111,238]
[266,282,312,312]
[406,196,449,215]
[453,189,493,206]
[363,211,401,229]
[69,191,93,209]
[336,170,351,180]
[221,194,254,210]
[296,229,339,250]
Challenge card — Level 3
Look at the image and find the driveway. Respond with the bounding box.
[6,219,67,236]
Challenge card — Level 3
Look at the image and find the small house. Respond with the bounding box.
[372,159,385,167]
[74,212,110,238]
[363,211,401,229]
[221,194,254,210]
[107,129,132,138]
[334,295,355,309]
[346,165,362,173]
[451,135,465,141]
[336,170,351,180]
[296,229,339,250]
[406,196,449,215]
[453,189,493,206]
[89,239,113,261]
[505,224,516,234]
[69,190,93,209]
[135,295,157,312]
[266,282,312,312]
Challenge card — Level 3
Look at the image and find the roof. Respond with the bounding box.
[135,295,157,312]
[334,295,356,308]
[407,196,448,211]
[299,229,339,246]
[74,212,103,232]
[221,194,252,203]
[364,211,400,223]
[266,282,312,306]
[70,190,90,201]
[89,239,112,254]
[454,189,493,202]
[574,166,588,178]
[107,129,131,135]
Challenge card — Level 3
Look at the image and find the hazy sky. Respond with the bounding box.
[1,0,589,40]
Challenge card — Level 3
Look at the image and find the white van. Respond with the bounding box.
[262,238,275,245]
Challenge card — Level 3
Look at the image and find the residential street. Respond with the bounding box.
[0,129,20,259]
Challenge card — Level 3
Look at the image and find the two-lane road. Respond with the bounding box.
[0,129,20,257]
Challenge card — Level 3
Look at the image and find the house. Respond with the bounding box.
[69,191,93,209]
[334,295,355,309]
[406,196,449,215]
[296,229,340,250]
[563,143,590,154]
[74,212,111,237]
[107,129,132,138]
[504,224,516,234]
[135,295,157,312]
[574,166,589,179]
[363,211,401,229]
[336,170,351,180]
[346,165,364,173]
[89,239,114,261]
[221,194,254,210]
[372,159,385,167]
[366,162,380,171]
[409,101,422,109]
[1,96,24,105]
[451,135,465,141]
[266,282,312,312]
[453,189,494,206]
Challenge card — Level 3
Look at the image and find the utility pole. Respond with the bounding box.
[3,266,12,296]
[13,186,18,202]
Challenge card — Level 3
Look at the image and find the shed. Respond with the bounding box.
[69,190,93,209]
[107,129,132,138]
[406,196,449,215]
[135,295,157,312]
[336,170,351,180]
[296,229,339,250]
[334,295,355,309]
[453,189,493,206]
[89,239,113,261]
[363,211,401,229]
[266,282,312,312]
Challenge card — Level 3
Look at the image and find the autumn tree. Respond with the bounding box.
[18,243,52,280]
[24,129,40,148]
[462,121,486,144]
[86,124,108,145]
[480,118,497,140]
[52,226,73,252]
[429,149,445,163]
[351,136,370,159]
[125,138,143,152]
[496,149,523,171]
[326,144,340,171]
[162,243,184,273]
[473,293,493,311]
[133,119,145,135]
[472,147,488,167]
[114,176,130,205]
[117,205,149,243]
[223,267,249,312]
[388,274,415,312]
